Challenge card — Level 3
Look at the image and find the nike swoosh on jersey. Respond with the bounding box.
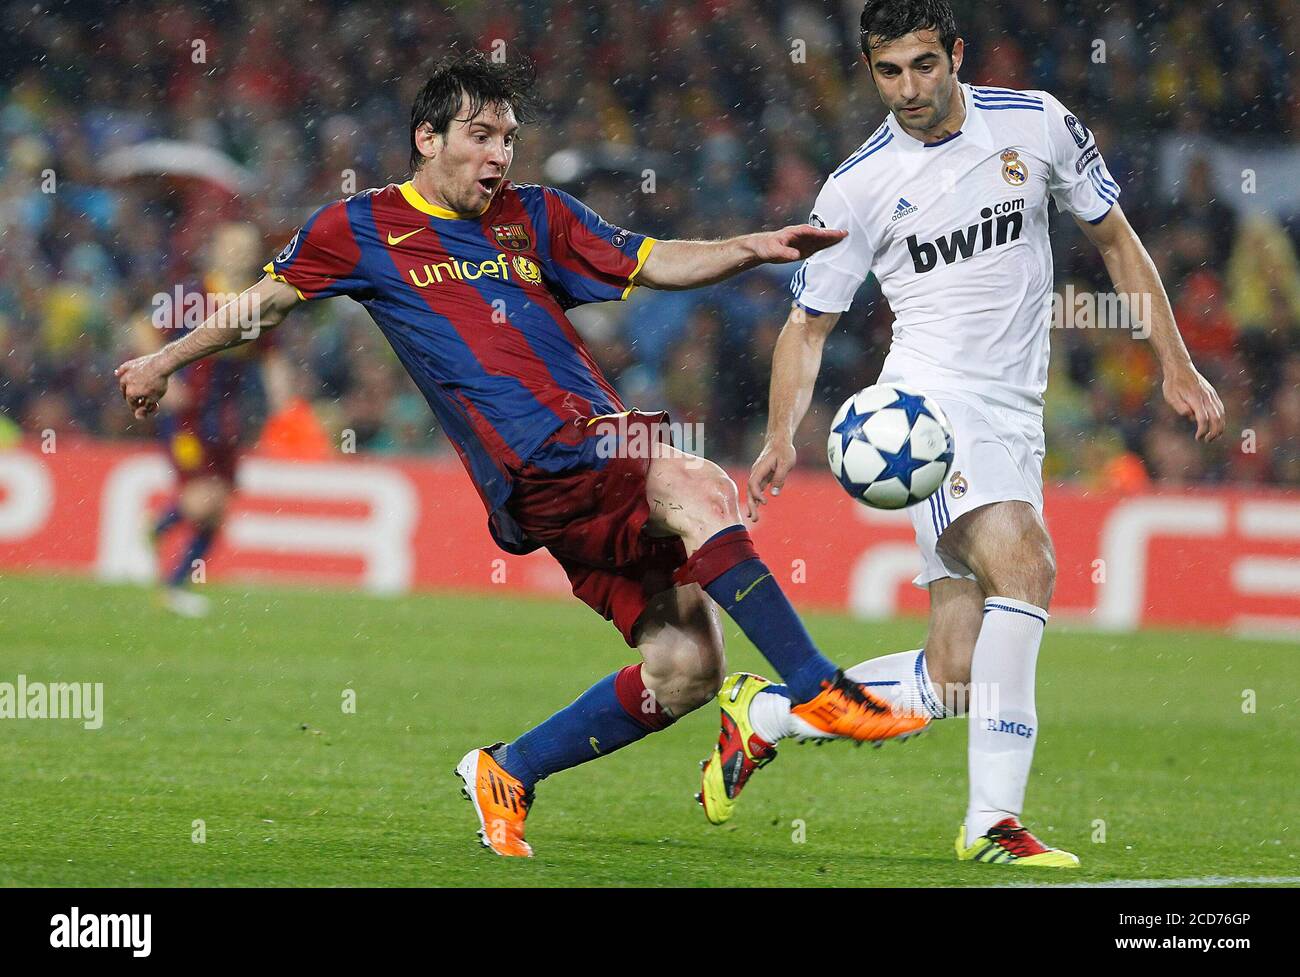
[734,572,773,604]
[387,228,425,245]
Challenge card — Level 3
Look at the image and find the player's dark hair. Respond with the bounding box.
[859,0,958,61]
[409,50,539,172]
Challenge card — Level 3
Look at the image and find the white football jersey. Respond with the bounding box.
[792,83,1120,415]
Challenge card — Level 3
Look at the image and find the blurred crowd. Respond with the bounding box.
[2,0,1299,486]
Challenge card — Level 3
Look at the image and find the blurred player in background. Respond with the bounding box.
[700,0,1225,868]
[116,52,929,858]
[135,221,287,617]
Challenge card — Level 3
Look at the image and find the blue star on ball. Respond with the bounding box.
[872,435,921,490]
[832,401,873,455]
[885,389,933,429]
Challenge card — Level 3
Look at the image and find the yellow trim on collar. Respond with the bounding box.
[399,180,489,219]
[621,237,657,300]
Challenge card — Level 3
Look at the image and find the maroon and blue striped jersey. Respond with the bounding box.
[264,180,656,549]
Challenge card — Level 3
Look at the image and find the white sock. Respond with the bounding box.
[844,649,948,719]
[746,649,946,744]
[747,685,801,744]
[965,596,1047,840]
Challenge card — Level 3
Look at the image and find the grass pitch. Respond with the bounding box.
[1,574,1294,887]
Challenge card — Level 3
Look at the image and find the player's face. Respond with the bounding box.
[423,96,518,214]
[864,30,964,135]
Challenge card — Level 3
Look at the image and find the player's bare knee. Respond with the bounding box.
[649,650,723,715]
[667,462,741,546]
[637,586,725,714]
[693,462,741,525]
[1036,541,1057,596]
[674,632,726,712]
[678,664,725,713]
[985,535,1055,606]
[1020,531,1056,602]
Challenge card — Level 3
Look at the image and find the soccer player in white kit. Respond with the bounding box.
[695,0,1225,867]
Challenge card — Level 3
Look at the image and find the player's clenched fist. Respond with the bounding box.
[115,353,170,420]
[746,439,796,523]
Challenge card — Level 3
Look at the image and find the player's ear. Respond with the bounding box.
[414,122,440,162]
[950,37,964,75]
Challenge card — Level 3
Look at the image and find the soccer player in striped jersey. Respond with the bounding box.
[116,51,929,858]
[698,0,1225,868]
[135,222,287,618]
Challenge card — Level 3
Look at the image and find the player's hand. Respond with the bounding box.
[115,353,170,420]
[1161,363,1225,442]
[746,439,796,523]
[751,224,848,264]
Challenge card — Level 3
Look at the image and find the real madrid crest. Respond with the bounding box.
[948,470,968,499]
[492,223,532,252]
[1000,148,1028,187]
[512,254,542,285]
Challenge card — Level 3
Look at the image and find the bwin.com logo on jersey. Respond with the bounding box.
[891,197,919,222]
[907,198,1025,274]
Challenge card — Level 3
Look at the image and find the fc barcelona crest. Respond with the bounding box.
[492,223,532,252]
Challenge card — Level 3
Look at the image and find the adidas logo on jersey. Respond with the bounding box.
[891,197,919,222]
[906,198,1026,273]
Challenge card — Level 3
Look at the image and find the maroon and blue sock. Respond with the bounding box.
[674,525,837,703]
[167,526,216,588]
[153,505,183,539]
[496,664,672,789]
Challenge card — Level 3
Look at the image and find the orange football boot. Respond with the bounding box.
[791,670,930,741]
[454,744,534,857]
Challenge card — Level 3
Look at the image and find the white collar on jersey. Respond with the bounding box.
[885,83,994,153]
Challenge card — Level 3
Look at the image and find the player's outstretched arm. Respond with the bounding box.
[746,304,842,523]
[636,225,847,290]
[1076,205,1226,442]
[115,274,302,420]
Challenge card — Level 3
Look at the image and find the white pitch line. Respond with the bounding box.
[993,875,1300,889]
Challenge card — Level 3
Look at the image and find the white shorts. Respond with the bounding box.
[907,394,1045,589]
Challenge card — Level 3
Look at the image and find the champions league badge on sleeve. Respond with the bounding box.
[275,230,301,264]
[1064,113,1090,148]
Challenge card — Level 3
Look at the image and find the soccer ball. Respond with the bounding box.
[827,383,955,509]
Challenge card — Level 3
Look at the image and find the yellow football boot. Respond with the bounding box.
[956,818,1080,868]
[697,673,779,825]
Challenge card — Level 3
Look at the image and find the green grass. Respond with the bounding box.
[0,574,1295,887]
